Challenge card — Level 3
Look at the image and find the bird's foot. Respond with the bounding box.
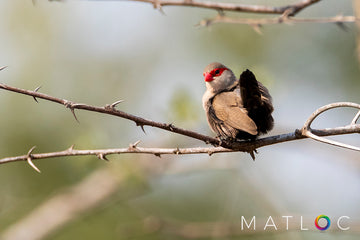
[215,135,230,146]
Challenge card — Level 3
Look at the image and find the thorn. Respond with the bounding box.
[34,86,41,92]
[136,123,146,134]
[167,123,174,131]
[158,6,165,15]
[0,66,8,71]
[250,151,255,161]
[129,140,141,149]
[108,100,124,110]
[26,146,41,173]
[332,13,349,31]
[133,140,141,147]
[335,22,348,31]
[140,125,146,134]
[27,146,36,155]
[27,158,41,173]
[32,86,42,103]
[154,153,161,158]
[153,0,164,14]
[68,144,75,151]
[208,151,213,156]
[70,108,80,123]
[249,149,258,161]
[97,153,109,161]
[173,147,180,155]
[64,100,80,123]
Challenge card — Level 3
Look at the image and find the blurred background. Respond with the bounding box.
[0,0,359,239]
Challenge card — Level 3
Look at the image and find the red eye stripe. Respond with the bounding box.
[210,68,226,77]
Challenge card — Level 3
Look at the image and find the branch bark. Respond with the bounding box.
[0,81,359,171]
[199,14,357,29]
[89,0,357,28]
[126,0,321,15]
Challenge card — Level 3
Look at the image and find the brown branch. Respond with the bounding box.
[0,82,359,150]
[51,0,356,27]
[123,0,321,15]
[0,81,359,171]
[0,82,220,146]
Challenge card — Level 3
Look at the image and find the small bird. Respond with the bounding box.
[202,62,274,142]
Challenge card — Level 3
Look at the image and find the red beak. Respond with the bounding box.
[204,72,213,82]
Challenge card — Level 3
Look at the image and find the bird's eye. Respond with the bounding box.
[214,69,220,75]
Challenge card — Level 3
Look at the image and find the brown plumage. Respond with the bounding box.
[202,62,274,141]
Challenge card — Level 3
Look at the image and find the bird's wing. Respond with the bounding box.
[212,91,258,135]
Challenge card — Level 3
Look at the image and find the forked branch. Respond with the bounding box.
[301,102,360,151]
[50,0,357,28]
[87,0,357,28]
[0,81,359,172]
[127,0,320,15]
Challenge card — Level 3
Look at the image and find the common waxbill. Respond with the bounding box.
[202,62,274,141]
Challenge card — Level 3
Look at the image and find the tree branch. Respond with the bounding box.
[0,80,359,171]
[125,0,321,15]
[301,102,360,151]
[199,14,357,29]
[50,0,357,27]
[0,82,220,146]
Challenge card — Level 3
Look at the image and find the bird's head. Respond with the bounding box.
[203,62,237,93]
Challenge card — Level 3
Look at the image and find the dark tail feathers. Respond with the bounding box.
[239,69,274,135]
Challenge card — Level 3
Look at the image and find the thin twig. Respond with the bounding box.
[302,102,360,151]
[51,0,355,27]
[121,0,321,15]
[0,146,231,165]
[1,123,359,165]
[199,14,357,28]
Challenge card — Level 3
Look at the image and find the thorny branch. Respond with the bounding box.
[0,81,359,171]
[81,0,358,28]
[199,14,357,30]
[127,0,321,15]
